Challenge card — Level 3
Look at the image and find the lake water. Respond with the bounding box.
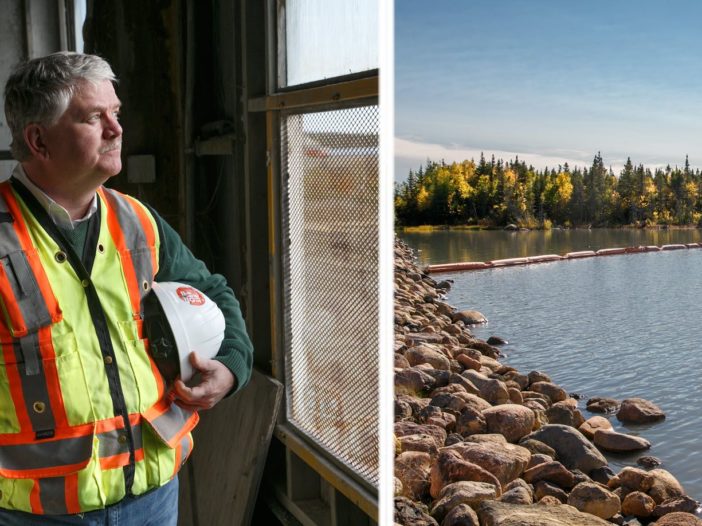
[400,228,702,266]
[399,230,702,504]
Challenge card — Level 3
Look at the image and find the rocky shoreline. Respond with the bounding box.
[393,240,701,526]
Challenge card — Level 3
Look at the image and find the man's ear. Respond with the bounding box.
[23,124,50,160]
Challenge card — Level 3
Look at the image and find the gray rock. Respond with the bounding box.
[525,424,607,473]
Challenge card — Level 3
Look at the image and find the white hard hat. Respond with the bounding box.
[142,282,225,382]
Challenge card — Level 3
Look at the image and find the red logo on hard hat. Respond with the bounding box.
[176,287,205,306]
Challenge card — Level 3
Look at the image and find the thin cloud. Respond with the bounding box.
[395,137,594,172]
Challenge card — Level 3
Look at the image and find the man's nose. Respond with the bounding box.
[104,114,122,138]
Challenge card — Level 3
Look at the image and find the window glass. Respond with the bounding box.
[285,0,378,86]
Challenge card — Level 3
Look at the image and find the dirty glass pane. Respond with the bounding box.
[284,0,378,86]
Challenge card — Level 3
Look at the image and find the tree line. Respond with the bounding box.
[395,153,702,228]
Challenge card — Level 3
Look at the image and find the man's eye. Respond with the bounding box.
[113,111,121,120]
[87,114,100,122]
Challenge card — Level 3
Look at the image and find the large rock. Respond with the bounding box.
[653,512,702,525]
[593,429,651,452]
[579,416,613,440]
[567,482,621,520]
[617,398,666,424]
[430,481,498,522]
[406,345,452,370]
[394,496,438,526]
[621,491,656,517]
[525,424,607,473]
[461,370,510,405]
[482,404,536,443]
[652,495,700,516]
[476,500,612,525]
[429,449,502,498]
[395,367,437,395]
[522,461,576,489]
[432,391,492,414]
[445,441,531,486]
[395,422,447,450]
[442,503,479,526]
[641,469,685,504]
[612,466,649,492]
[545,402,585,428]
[395,451,432,500]
[452,310,487,325]
[586,397,621,414]
[398,433,440,456]
[499,485,533,505]
[530,382,568,403]
[455,406,488,437]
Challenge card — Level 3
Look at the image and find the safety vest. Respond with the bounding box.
[0,180,198,515]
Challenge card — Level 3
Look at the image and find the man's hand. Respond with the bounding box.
[172,352,236,411]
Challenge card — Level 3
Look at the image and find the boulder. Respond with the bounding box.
[527,453,553,469]
[507,387,523,405]
[621,491,656,517]
[394,496,439,526]
[441,503,479,526]
[395,451,432,501]
[395,422,447,450]
[525,424,607,473]
[530,382,568,403]
[455,406,487,437]
[418,405,456,431]
[477,500,612,525]
[429,449,502,499]
[482,404,536,443]
[593,429,651,452]
[406,345,452,370]
[534,480,568,503]
[617,398,665,424]
[653,512,702,525]
[432,391,492,414]
[398,434,440,456]
[527,371,552,385]
[445,441,531,486]
[637,456,662,469]
[461,370,510,405]
[523,460,577,489]
[487,336,508,345]
[641,469,685,504]
[499,486,533,505]
[579,416,613,440]
[395,367,437,395]
[586,397,621,414]
[452,310,487,325]
[430,481,498,522]
[567,481,621,520]
[545,402,585,428]
[613,467,649,492]
[652,495,700,517]
[518,438,556,458]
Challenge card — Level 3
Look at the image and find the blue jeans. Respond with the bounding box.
[0,476,178,525]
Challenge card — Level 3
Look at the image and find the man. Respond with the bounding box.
[0,52,253,524]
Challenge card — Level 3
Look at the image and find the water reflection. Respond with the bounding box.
[399,228,702,266]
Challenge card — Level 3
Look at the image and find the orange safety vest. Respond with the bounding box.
[0,179,198,514]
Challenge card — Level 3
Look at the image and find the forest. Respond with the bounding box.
[394,153,702,228]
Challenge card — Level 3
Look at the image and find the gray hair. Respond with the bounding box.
[4,52,117,161]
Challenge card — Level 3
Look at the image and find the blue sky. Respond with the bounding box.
[395,1,702,181]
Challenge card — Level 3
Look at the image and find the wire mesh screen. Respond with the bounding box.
[281,105,379,486]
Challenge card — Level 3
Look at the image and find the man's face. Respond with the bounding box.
[40,79,123,187]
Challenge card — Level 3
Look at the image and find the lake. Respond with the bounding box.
[399,229,702,505]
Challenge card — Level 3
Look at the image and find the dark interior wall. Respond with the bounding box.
[84,0,186,235]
